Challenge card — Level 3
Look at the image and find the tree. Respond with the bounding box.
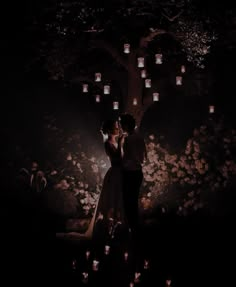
[25,0,235,126]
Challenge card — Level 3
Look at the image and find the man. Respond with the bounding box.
[119,113,146,237]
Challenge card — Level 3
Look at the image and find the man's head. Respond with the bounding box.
[119,113,136,133]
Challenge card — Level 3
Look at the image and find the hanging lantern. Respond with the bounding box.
[176,76,182,85]
[113,101,119,110]
[124,43,130,54]
[144,260,149,270]
[155,53,163,64]
[181,65,186,73]
[92,260,99,271]
[153,92,159,102]
[145,79,151,88]
[85,250,90,260]
[95,95,100,102]
[141,69,147,78]
[166,279,172,286]
[95,72,101,82]
[82,84,88,93]
[137,57,145,68]
[82,273,88,284]
[104,85,110,94]
[133,98,138,105]
[104,245,110,255]
[209,105,215,113]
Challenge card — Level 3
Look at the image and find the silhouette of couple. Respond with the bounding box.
[81,113,146,241]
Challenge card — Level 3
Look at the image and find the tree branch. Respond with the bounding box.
[70,75,104,91]
[140,28,167,48]
[161,9,184,22]
[90,40,128,70]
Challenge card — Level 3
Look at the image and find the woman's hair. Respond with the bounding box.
[101,119,117,135]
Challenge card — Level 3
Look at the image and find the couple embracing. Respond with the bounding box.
[86,113,147,241]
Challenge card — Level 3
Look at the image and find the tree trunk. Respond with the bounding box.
[124,50,145,128]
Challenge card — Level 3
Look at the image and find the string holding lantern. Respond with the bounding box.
[145,79,151,88]
[176,76,182,85]
[95,95,100,103]
[133,98,138,105]
[209,105,215,113]
[155,53,163,64]
[82,84,88,93]
[113,101,119,110]
[141,69,147,78]
[181,65,186,73]
[137,57,145,68]
[124,43,130,54]
[95,72,101,82]
[153,92,159,102]
[104,85,110,94]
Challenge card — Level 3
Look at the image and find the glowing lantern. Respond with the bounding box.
[95,95,100,102]
[144,260,149,269]
[176,76,182,85]
[92,260,99,271]
[72,259,77,270]
[124,252,128,261]
[137,57,144,68]
[82,84,88,93]
[104,245,110,255]
[133,98,137,105]
[141,69,147,78]
[209,105,215,113]
[155,53,163,64]
[104,85,110,94]
[134,273,141,284]
[153,92,159,101]
[124,43,130,54]
[113,101,119,110]
[95,72,101,82]
[145,79,151,88]
[85,250,90,260]
[82,273,88,284]
[166,279,172,286]
[181,65,186,73]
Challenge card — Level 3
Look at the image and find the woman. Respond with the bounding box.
[81,119,125,240]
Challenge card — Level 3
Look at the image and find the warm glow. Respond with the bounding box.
[92,260,99,271]
[95,72,101,82]
[104,245,110,255]
[176,76,182,85]
[155,53,163,64]
[82,84,88,93]
[137,57,145,68]
[124,43,130,54]
[104,85,110,94]
[141,69,147,78]
[145,79,151,88]
[133,98,138,105]
[153,92,159,101]
[113,101,119,110]
[209,105,215,113]
[95,95,100,102]
[181,65,186,73]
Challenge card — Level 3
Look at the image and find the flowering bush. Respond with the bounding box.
[141,117,236,215]
[15,114,235,219]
